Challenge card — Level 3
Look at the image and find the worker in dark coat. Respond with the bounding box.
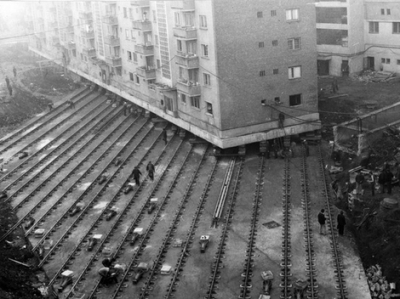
[303,140,309,157]
[355,171,365,195]
[318,209,326,235]
[5,76,10,88]
[337,210,346,236]
[146,161,155,181]
[384,168,394,194]
[162,128,168,145]
[131,166,142,186]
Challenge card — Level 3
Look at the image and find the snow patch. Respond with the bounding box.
[93,201,108,209]
[193,147,204,155]
[78,182,91,191]
[36,138,53,150]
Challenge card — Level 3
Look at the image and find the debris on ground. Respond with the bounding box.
[366,264,397,299]
[350,70,400,84]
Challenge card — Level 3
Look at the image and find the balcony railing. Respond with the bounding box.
[131,0,150,7]
[135,43,154,55]
[132,20,152,31]
[173,26,197,39]
[105,56,122,67]
[103,35,120,47]
[176,52,199,68]
[102,15,118,25]
[81,30,95,39]
[79,12,93,20]
[177,79,201,96]
[83,48,96,57]
[136,66,156,79]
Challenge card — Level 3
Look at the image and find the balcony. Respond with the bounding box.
[177,79,201,96]
[173,26,197,40]
[132,20,152,31]
[171,0,195,11]
[67,41,76,49]
[135,44,154,55]
[103,35,120,47]
[131,0,150,7]
[102,15,118,25]
[136,66,156,79]
[105,56,122,67]
[81,30,95,39]
[175,52,199,68]
[79,12,93,21]
[83,47,96,57]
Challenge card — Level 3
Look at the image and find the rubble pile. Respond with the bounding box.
[366,264,396,299]
[350,70,399,83]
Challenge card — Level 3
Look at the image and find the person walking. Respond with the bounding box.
[355,170,365,195]
[131,166,142,186]
[385,168,394,195]
[13,66,17,78]
[162,128,168,145]
[337,210,346,236]
[146,161,155,181]
[67,99,75,109]
[318,209,327,235]
[5,76,10,88]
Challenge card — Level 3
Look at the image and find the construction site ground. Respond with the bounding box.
[0,44,399,299]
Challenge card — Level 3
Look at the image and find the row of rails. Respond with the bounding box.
[163,155,224,299]
[31,116,157,270]
[239,156,266,299]
[317,145,348,299]
[0,87,91,156]
[205,158,244,299]
[280,157,292,298]
[0,101,127,243]
[300,149,319,298]
[95,143,200,299]
[0,91,109,189]
[138,144,211,299]
[64,136,186,299]
[41,122,167,290]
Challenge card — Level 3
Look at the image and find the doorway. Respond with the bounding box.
[367,56,375,70]
[317,60,330,76]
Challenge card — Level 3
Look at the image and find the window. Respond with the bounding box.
[133,52,137,62]
[271,10,277,17]
[289,94,301,106]
[181,93,186,104]
[397,60,400,65]
[257,11,263,18]
[286,9,299,21]
[175,12,180,26]
[288,66,301,79]
[116,68,122,76]
[125,29,130,39]
[393,22,400,34]
[123,7,127,18]
[274,97,281,104]
[136,75,140,84]
[381,58,386,63]
[272,40,278,46]
[288,38,301,50]
[381,8,385,15]
[203,73,211,86]
[386,58,391,64]
[129,72,134,81]
[201,44,209,57]
[127,51,132,61]
[165,97,173,111]
[259,42,265,48]
[273,69,279,75]
[369,22,379,33]
[177,40,183,52]
[259,70,266,77]
[200,15,207,28]
[191,96,200,109]
[206,102,213,115]
[387,9,391,15]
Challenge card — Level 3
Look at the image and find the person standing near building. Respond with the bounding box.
[303,140,309,157]
[131,166,142,186]
[318,209,327,235]
[385,168,394,195]
[5,76,10,88]
[337,210,346,236]
[146,161,155,181]
[355,170,365,195]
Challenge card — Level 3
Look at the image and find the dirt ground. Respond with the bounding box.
[319,75,400,295]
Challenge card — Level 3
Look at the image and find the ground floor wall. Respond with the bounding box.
[363,46,400,74]
[318,54,364,77]
[30,47,321,148]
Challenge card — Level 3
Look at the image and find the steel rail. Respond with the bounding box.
[205,158,244,299]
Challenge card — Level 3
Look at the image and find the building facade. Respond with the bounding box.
[317,0,400,76]
[26,0,320,149]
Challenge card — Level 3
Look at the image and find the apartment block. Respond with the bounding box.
[26,0,320,149]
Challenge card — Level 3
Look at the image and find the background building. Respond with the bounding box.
[26,0,321,149]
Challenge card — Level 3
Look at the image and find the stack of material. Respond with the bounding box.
[366,264,396,298]
[351,70,398,83]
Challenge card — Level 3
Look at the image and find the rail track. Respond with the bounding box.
[205,158,244,299]
[317,145,348,299]
[300,149,318,298]
[63,135,185,299]
[238,156,265,299]
[0,107,130,243]
[280,157,292,299]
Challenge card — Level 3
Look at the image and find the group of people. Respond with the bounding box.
[318,209,346,236]
[98,256,126,284]
[264,139,309,159]
[131,161,156,186]
[4,66,16,96]
[355,164,397,197]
